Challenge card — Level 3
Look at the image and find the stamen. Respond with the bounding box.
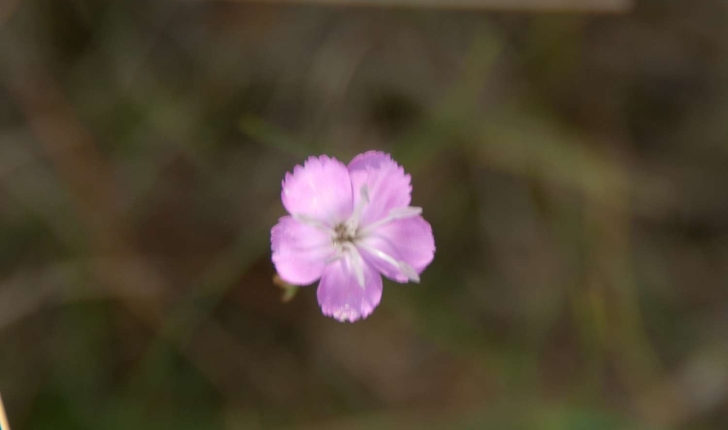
[357,242,398,268]
[343,243,366,288]
[389,206,423,218]
[360,185,370,204]
[345,185,370,230]
[358,206,422,235]
[398,261,420,283]
[325,253,344,264]
[293,213,335,235]
[357,242,420,283]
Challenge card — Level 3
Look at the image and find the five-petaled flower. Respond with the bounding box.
[271,151,435,322]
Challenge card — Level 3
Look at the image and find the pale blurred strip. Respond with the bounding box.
[0,392,9,430]
[189,0,631,11]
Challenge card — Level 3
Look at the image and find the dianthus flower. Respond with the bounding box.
[271,151,435,322]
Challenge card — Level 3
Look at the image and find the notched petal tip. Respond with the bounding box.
[280,154,353,224]
[324,304,370,323]
[317,260,383,323]
[303,154,343,169]
[351,149,391,161]
[347,150,397,172]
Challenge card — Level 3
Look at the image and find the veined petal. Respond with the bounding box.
[317,258,383,322]
[282,155,353,226]
[348,151,411,227]
[358,216,435,283]
[271,216,336,285]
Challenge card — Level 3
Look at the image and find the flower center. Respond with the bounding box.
[293,184,424,287]
[330,184,370,248]
[333,222,358,246]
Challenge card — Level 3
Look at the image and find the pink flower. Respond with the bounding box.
[271,151,435,322]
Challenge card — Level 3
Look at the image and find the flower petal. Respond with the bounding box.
[282,155,353,226]
[271,216,336,285]
[348,151,412,227]
[317,258,383,322]
[358,216,435,283]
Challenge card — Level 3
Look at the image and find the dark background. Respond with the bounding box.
[1,1,728,429]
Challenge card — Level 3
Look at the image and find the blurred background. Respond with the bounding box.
[1,0,728,429]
